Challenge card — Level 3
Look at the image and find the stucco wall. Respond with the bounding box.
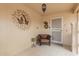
[0,4,42,55]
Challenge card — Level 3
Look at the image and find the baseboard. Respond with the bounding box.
[51,40,63,45]
[63,44,72,47]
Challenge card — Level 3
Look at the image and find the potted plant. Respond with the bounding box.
[31,38,36,47]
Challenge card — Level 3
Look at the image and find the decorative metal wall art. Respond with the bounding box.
[12,9,31,30]
[42,3,46,13]
[44,21,49,29]
[42,3,48,29]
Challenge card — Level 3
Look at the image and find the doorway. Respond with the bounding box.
[51,17,63,44]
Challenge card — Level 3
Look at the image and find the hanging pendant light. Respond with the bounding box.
[42,3,46,13]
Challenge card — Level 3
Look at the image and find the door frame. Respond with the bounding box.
[50,16,63,44]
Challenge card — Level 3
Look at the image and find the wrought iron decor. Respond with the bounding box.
[42,3,49,29]
[42,3,46,13]
[12,9,31,30]
[44,21,48,29]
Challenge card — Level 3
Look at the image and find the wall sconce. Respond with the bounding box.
[42,3,46,13]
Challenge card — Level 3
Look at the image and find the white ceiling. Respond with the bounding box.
[25,3,76,15]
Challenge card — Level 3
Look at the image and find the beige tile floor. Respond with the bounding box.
[16,43,75,56]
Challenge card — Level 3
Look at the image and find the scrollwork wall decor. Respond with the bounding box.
[12,9,31,30]
[44,21,49,29]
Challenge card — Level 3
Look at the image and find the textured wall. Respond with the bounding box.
[0,4,42,55]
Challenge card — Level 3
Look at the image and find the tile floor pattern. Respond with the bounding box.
[16,44,76,56]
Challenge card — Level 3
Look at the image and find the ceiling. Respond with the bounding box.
[25,3,77,15]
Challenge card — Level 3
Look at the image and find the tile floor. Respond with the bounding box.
[16,43,76,56]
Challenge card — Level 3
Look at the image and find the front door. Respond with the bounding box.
[51,17,63,44]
